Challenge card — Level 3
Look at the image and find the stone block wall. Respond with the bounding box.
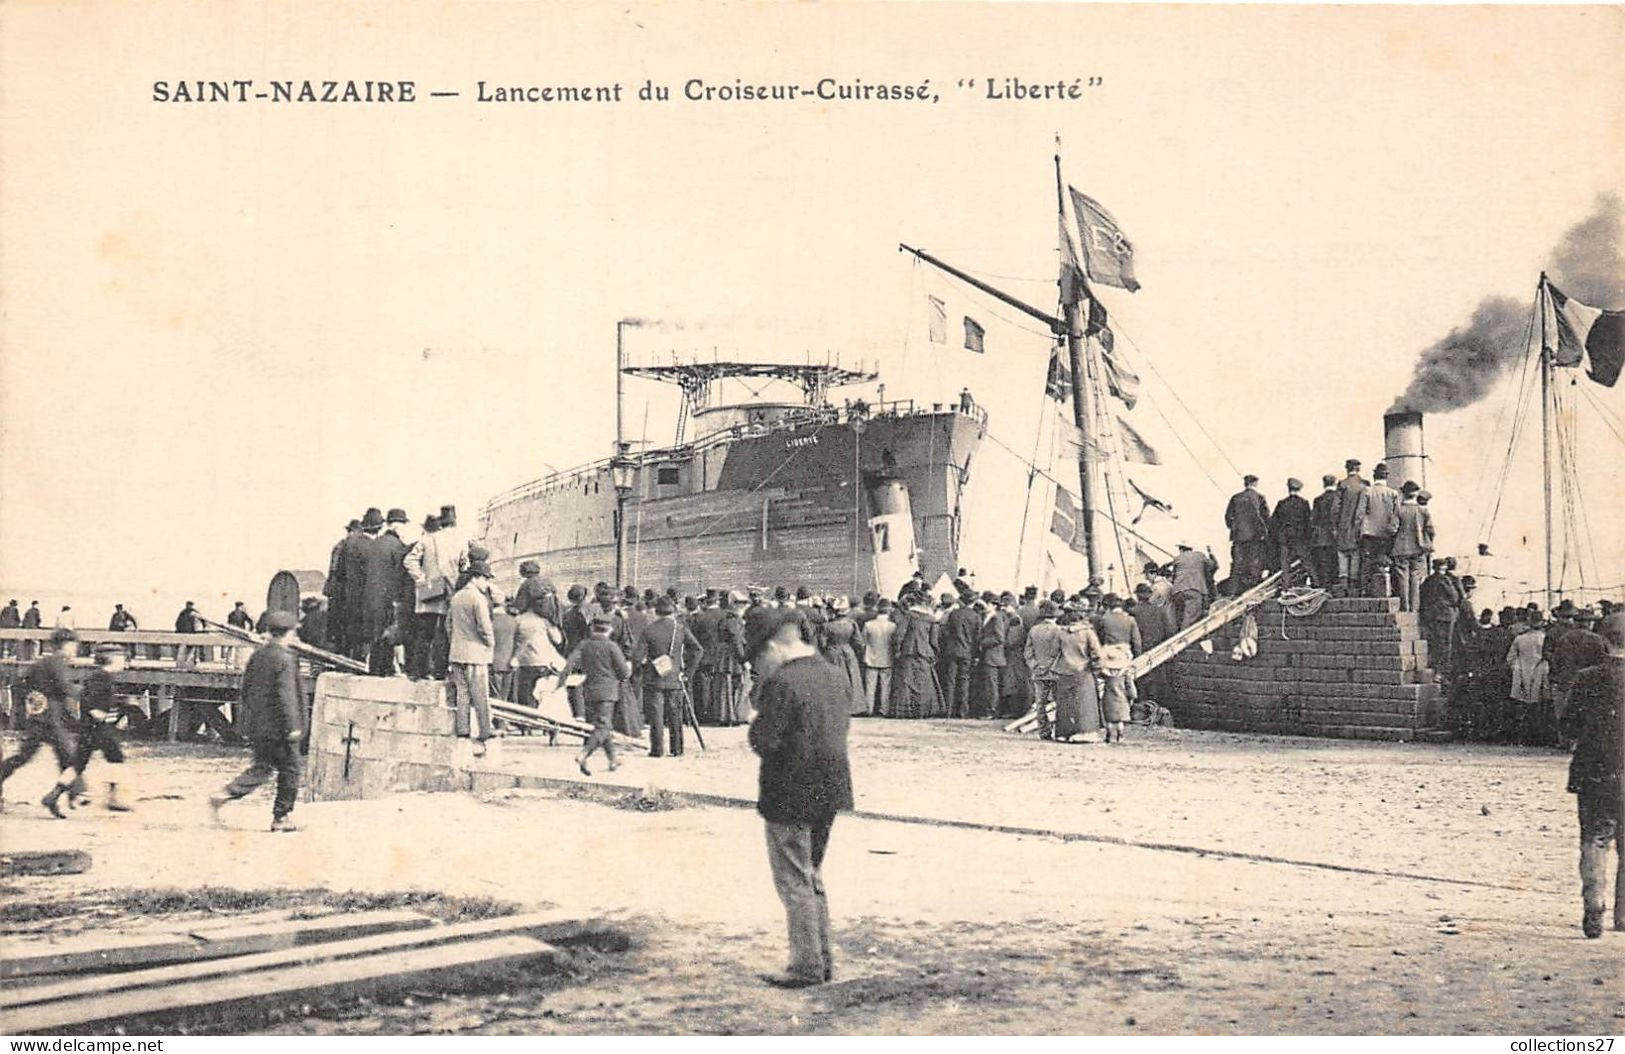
[307,673,476,801]
[1165,596,1448,741]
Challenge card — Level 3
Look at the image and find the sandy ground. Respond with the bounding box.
[2,722,1622,1035]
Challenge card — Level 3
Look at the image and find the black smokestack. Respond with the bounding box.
[1390,193,1622,414]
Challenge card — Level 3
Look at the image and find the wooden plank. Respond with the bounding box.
[0,850,91,877]
[1,934,554,1035]
[1,909,433,979]
[0,910,609,1011]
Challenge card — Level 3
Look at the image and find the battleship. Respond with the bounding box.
[478,355,988,599]
[478,155,1170,599]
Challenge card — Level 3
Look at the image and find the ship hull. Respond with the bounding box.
[480,409,985,596]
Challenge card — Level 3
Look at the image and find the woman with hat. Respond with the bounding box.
[1052,604,1105,743]
[819,597,868,717]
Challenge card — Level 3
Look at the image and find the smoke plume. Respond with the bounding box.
[1390,193,1622,414]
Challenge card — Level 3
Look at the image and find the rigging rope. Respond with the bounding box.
[1113,326,1245,479]
[1471,300,1538,543]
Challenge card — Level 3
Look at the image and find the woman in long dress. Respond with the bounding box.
[820,598,870,716]
[1052,605,1104,743]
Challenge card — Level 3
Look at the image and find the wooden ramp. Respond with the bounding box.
[1004,569,1291,735]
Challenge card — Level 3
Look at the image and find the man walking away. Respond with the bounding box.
[209,612,304,832]
[558,618,630,775]
[0,629,81,815]
[749,607,854,988]
[447,557,497,756]
[1224,475,1271,587]
[1270,478,1313,587]
[1391,482,1434,613]
[1561,617,1623,937]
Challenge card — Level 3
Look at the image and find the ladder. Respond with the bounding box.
[1003,566,1291,734]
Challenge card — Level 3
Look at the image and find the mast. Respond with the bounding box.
[1539,273,1554,610]
[614,319,630,588]
[1056,153,1100,581]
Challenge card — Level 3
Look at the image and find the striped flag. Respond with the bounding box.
[1543,280,1623,387]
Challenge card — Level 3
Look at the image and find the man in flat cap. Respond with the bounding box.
[211,611,304,832]
[1391,481,1434,613]
[1334,459,1368,596]
[1355,464,1402,598]
[1270,478,1313,587]
[1224,474,1270,588]
[1309,474,1341,589]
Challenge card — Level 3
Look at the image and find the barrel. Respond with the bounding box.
[266,569,326,617]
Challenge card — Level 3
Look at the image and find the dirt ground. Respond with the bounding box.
[2,721,1622,1035]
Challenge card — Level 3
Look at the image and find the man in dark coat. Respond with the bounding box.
[323,519,362,657]
[1334,459,1368,596]
[332,510,382,660]
[108,604,138,632]
[1308,474,1341,589]
[1270,478,1313,587]
[226,601,254,630]
[1561,617,1623,937]
[748,606,854,988]
[686,593,726,723]
[1224,475,1271,587]
[1418,560,1459,678]
[0,600,18,629]
[633,597,702,757]
[940,598,981,719]
[1550,608,1608,726]
[210,611,305,832]
[340,507,382,659]
[360,509,412,676]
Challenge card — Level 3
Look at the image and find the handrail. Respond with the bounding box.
[480,399,985,513]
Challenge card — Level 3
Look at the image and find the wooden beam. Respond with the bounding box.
[1,934,554,1035]
[0,909,433,979]
[1002,569,1291,735]
[0,910,610,1011]
[202,618,367,674]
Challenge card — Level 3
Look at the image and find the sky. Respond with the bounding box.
[1,2,1621,620]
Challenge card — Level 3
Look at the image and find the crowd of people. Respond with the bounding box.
[1221,460,1453,608]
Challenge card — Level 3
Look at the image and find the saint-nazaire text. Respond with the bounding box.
[152,80,417,103]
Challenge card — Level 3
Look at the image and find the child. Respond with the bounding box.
[558,618,630,776]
